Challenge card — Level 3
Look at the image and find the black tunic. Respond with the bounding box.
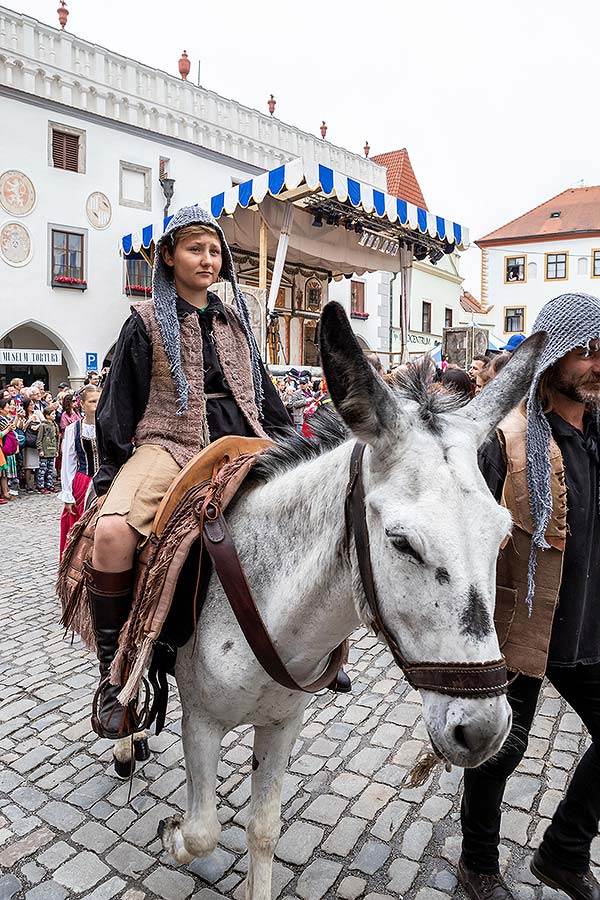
[94,293,292,496]
[479,412,600,667]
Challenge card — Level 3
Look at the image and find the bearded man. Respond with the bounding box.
[458,292,600,900]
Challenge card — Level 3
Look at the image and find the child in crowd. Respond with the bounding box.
[36,405,59,493]
[59,385,100,556]
[0,398,19,503]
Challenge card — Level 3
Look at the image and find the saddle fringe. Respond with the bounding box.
[406,751,446,788]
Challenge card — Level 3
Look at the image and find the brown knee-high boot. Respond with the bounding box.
[84,562,139,739]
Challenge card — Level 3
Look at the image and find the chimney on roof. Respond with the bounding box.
[320,121,327,139]
[268,94,276,116]
[364,140,370,158]
[57,0,69,30]
[178,51,191,81]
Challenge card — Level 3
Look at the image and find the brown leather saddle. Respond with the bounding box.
[57,436,350,734]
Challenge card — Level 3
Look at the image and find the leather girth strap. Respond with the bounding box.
[345,441,508,699]
[203,507,347,693]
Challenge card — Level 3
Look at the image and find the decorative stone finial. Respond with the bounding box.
[57,0,69,30]
[364,140,370,158]
[178,50,191,81]
[320,120,327,139]
[268,94,276,116]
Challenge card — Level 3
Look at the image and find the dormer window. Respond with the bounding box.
[549,211,561,218]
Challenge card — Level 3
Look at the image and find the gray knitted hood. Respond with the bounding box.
[152,205,264,415]
[525,292,600,608]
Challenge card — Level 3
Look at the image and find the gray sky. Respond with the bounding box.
[12,0,600,292]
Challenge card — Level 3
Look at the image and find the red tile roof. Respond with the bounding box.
[477,186,600,245]
[371,148,428,209]
[460,290,494,315]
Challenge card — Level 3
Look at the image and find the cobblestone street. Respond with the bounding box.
[0,494,597,900]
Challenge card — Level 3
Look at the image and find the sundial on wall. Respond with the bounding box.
[86,192,112,229]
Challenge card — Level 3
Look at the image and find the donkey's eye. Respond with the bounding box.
[387,532,424,565]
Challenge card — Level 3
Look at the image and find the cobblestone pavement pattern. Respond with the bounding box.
[0,496,598,900]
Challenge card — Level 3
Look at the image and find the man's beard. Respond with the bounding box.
[554,371,600,406]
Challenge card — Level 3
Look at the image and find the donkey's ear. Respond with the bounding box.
[460,331,548,444]
[319,301,399,445]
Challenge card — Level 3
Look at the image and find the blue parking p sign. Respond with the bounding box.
[86,352,98,372]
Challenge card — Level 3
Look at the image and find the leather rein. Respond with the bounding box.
[201,442,507,699]
[345,442,508,698]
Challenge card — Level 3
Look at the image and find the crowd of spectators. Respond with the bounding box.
[0,370,106,505]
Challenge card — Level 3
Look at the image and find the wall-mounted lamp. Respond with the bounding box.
[160,176,176,219]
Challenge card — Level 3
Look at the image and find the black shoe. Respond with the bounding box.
[458,858,515,900]
[332,669,352,692]
[85,562,140,740]
[530,849,600,899]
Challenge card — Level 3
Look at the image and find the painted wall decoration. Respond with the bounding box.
[86,191,112,229]
[0,170,36,217]
[0,221,33,267]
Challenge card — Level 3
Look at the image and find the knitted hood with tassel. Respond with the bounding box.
[152,205,264,417]
[525,292,600,609]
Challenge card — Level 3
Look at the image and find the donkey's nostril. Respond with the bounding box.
[452,723,478,752]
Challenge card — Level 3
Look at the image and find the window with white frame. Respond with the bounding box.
[545,252,567,280]
[504,307,525,333]
[505,255,526,282]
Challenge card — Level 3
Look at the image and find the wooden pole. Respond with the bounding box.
[259,218,268,291]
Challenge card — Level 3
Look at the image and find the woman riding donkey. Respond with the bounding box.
[87,206,292,744]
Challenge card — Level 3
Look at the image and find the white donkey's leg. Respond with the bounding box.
[245,714,303,900]
[159,714,224,864]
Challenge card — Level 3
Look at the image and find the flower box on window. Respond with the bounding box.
[125,284,152,297]
[52,275,87,290]
[350,311,369,320]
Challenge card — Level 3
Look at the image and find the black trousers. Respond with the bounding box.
[461,662,600,874]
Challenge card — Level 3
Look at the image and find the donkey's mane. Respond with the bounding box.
[390,361,468,433]
[249,408,348,485]
[251,362,467,484]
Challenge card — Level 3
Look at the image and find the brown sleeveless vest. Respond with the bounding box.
[133,301,268,468]
[493,407,567,678]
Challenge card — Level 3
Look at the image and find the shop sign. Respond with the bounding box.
[0,349,63,366]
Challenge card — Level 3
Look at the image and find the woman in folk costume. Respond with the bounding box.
[88,206,291,742]
[58,384,100,558]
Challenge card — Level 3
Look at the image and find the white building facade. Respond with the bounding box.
[477,186,600,338]
[0,5,466,388]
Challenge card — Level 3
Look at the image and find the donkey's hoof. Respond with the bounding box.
[113,755,135,780]
[159,815,194,864]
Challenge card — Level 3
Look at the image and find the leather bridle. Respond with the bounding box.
[344,441,508,698]
[201,442,508,699]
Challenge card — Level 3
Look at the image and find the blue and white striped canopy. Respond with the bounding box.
[121,157,469,256]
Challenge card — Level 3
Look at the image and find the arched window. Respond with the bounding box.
[578,257,587,276]
[527,261,537,280]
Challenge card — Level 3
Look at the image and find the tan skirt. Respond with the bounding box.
[97,444,180,538]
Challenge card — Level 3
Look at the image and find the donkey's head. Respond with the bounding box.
[320,302,546,768]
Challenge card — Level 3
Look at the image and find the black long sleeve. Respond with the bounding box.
[258,363,294,439]
[94,313,152,496]
[477,433,507,502]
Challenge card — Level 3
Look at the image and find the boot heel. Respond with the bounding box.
[134,736,150,763]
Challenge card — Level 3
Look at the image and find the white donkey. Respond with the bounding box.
[157,302,544,900]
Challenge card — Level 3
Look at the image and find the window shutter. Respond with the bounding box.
[52,130,79,171]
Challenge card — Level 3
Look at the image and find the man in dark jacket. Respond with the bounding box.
[458,293,600,900]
